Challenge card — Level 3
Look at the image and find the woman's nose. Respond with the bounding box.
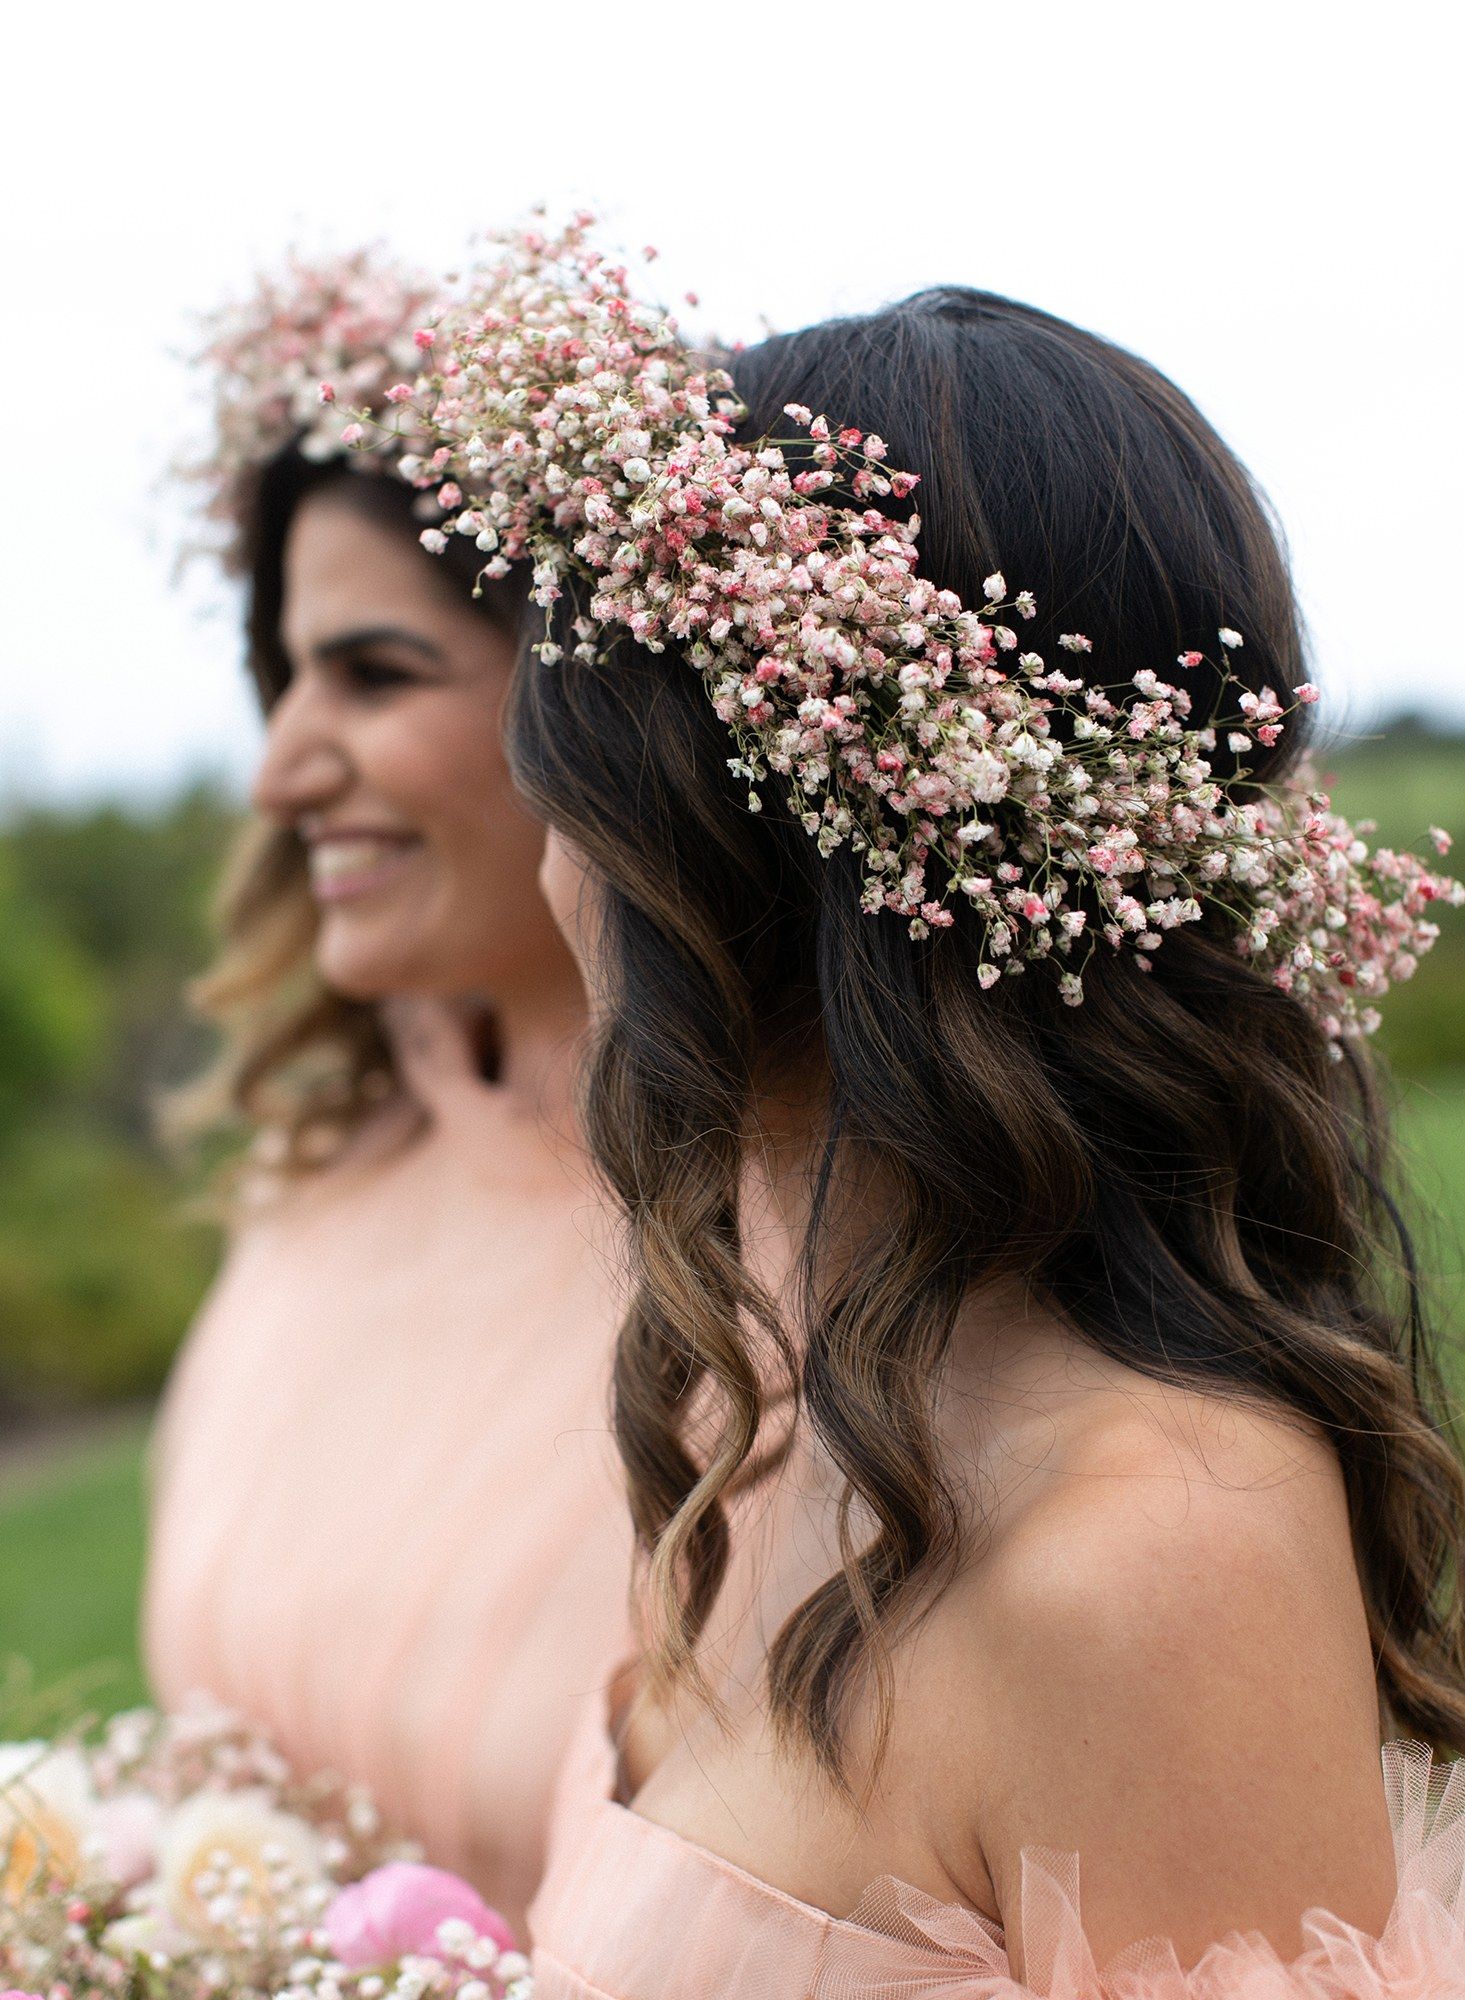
[251,680,353,821]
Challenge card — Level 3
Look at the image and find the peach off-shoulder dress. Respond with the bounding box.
[528,1668,1465,1998]
[144,1007,630,1938]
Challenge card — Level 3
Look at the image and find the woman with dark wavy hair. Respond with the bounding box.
[370,223,1465,1991]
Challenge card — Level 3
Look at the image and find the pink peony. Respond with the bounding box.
[324,1862,514,1969]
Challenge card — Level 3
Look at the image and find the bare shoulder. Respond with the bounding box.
[923,1383,1395,1972]
[982,1379,1360,1609]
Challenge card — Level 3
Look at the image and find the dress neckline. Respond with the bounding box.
[532,1664,1465,1998]
[591,1657,1009,1952]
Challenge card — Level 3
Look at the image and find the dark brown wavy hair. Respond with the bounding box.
[508,286,1465,1773]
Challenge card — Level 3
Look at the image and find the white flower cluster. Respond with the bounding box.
[1,1705,529,1999]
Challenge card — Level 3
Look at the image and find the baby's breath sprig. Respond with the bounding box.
[188,248,442,554]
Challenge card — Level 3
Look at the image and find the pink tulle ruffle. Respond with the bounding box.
[817,1741,1465,1998]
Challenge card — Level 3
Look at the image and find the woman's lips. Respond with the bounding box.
[306,835,421,903]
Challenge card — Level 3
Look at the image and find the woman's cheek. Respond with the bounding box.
[538,831,596,969]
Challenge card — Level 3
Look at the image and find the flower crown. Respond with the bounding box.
[189,245,439,557]
[329,214,1459,1039]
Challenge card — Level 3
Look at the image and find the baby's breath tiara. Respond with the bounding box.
[189,246,439,558]
[301,213,1457,1038]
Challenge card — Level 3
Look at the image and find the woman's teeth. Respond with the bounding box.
[307,837,416,898]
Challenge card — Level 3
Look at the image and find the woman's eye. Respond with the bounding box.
[344,657,420,693]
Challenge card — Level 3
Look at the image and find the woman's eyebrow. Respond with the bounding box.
[312,624,446,664]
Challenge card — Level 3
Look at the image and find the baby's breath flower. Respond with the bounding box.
[187,249,441,560]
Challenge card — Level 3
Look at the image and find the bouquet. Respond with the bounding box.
[0,1703,530,1998]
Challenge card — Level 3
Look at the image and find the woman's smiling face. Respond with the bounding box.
[253,487,573,1002]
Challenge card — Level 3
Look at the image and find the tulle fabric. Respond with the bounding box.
[822,1741,1465,1995]
[529,1675,1465,2000]
[145,1004,630,1931]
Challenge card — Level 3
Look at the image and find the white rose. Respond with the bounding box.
[154,1790,324,1940]
[0,1740,98,1900]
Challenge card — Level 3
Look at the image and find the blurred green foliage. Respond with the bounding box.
[0,730,1460,1710]
[1325,720,1465,1078]
[0,729,1460,1425]
[0,784,236,1422]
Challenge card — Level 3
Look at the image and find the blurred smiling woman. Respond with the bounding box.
[142,254,628,1938]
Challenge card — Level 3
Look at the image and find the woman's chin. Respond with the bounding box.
[313,918,422,1003]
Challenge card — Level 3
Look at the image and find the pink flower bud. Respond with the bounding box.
[1293,682,1321,703]
[324,1863,515,1970]
[339,423,365,446]
[413,328,435,350]
[318,382,336,405]
[384,383,413,403]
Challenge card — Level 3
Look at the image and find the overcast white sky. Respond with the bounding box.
[3,0,1461,801]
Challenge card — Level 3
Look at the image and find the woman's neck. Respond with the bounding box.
[742,1065,1080,1414]
[492,974,586,1124]
[380,973,586,1139]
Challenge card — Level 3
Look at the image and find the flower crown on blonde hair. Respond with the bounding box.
[189,245,440,559]
[322,213,1458,1039]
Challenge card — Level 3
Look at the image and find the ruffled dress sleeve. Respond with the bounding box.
[813,1741,1465,1999]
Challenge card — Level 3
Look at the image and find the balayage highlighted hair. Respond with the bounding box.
[507,287,1465,1770]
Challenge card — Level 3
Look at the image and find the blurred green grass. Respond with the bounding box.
[0,1415,152,1713]
[0,731,1460,1709]
[1,1075,1461,1710]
